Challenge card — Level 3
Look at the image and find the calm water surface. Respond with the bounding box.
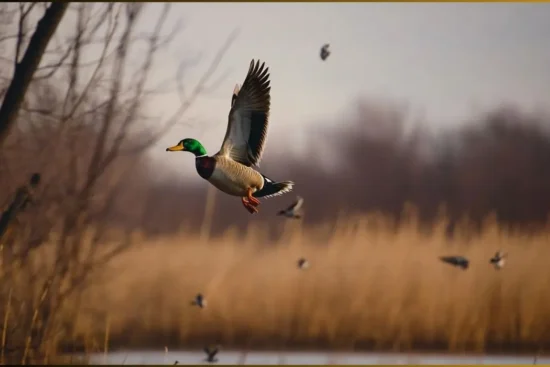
[82,350,550,365]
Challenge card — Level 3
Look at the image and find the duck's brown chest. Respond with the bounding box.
[195,156,216,180]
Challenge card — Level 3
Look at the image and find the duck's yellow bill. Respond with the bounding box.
[166,143,185,152]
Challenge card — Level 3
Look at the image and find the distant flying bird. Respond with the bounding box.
[204,346,220,363]
[191,293,207,308]
[439,255,469,270]
[166,60,294,215]
[277,196,304,219]
[320,44,330,61]
[490,250,507,270]
[297,257,310,270]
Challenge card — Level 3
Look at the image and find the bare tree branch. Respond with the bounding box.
[128,26,241,154]
[83,3,141,194]
[101,4,171,168]
[0,2,69,146]
[0,3,237,360]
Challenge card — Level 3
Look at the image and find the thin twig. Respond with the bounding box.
[128,26,241,153]
[103,313,110,365]
[21,282,50,365]
[1,288,12,365]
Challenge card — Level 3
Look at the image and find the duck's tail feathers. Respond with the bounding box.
[254,175,294,199]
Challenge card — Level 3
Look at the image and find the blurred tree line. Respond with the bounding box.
[134,102,550,237]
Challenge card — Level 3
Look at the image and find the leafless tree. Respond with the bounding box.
[0,2,236,362]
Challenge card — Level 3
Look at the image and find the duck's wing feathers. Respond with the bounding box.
[218,60,271,167]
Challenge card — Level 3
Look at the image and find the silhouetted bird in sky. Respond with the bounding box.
[490,250,507,270]
[320,44,330,61]
[439,255,469,270]
[277,196,304,219]
[204,346,220,363]
[297,257,310,270]
[191,293,207,308]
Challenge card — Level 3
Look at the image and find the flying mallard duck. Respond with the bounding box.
[489,250,507,270]
[297,257,310,270]
[204,346,220,363]
[277,196,304,219]
[320,44,330,61]
[191,293,207,308]
[439,255,469,270]
[166,60,294,214]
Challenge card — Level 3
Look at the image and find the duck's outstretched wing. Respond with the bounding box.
[218,60,271,167]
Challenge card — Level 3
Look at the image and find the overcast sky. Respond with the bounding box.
[128,3,550,169]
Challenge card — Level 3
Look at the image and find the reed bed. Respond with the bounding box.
[68,211,550,353]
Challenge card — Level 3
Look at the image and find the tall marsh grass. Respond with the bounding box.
[70,210,550,353]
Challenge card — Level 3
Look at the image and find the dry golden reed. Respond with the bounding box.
[73,209,550,353]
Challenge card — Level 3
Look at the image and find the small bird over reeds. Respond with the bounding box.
[204,345,220,363]
[439,255,469,270]
[191,293,207,308]
[297,257,310,270]
[277,196,304,219]
[490,250,507,270]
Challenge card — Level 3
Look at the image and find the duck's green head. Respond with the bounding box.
[166,138,207,157]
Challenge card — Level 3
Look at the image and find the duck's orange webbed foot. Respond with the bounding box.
[247,188,260,206]
[241,188,260,214]
[241,197,258,214]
